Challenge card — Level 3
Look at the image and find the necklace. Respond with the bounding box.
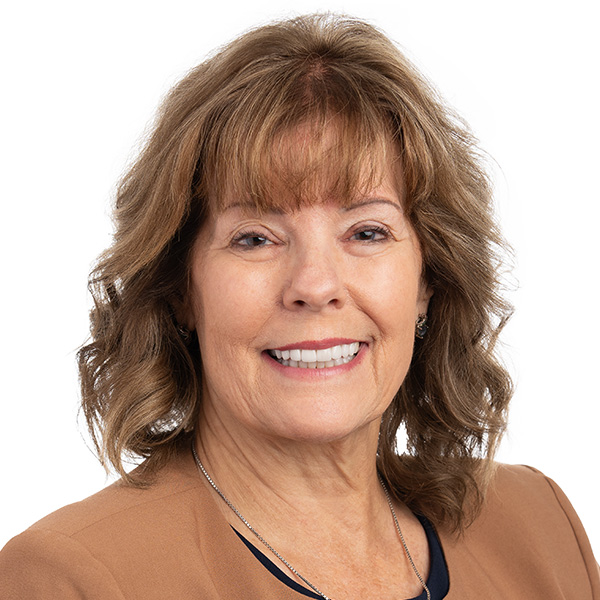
[192,445,431,600]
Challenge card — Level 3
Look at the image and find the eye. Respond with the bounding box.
[349,225,391,242]
[231,230,274,249]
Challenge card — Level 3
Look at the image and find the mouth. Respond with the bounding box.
[267,342,361,369]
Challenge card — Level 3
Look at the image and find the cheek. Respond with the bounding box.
[357,254,421,324]
[354,253,421,387]
[190,261,270,360]
[371,290,419,398]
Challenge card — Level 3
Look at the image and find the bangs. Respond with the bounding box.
[195,58,403,214]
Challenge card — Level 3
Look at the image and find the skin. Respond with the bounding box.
[184,159,433,599]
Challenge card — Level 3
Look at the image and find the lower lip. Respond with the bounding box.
[263,343,367,379]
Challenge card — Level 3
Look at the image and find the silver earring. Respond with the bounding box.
[177,324,191,342]
[415,314,428,339]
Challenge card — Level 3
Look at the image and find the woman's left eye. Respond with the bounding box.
[349,226,391,242]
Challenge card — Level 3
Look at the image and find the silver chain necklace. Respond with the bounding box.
[191,446,431,600]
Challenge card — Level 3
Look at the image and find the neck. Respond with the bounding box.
[194,402,387,537]
[192,403,432,600]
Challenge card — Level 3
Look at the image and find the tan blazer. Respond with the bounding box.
[1,450,598,599]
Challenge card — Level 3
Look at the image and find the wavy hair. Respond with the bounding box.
[79,13,513,532]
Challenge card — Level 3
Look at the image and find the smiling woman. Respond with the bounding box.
[188,171,430,446]
[1,13,598,600]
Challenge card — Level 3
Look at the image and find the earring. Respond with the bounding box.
[415,314,428,339]
[177,324,191,342]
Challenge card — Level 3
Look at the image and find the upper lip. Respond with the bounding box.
[268,338,364,351]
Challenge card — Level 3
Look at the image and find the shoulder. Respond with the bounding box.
[484,463,594,547]
[0,450,220,599]
[485,463,575,515]
[0,527,127,599]
[489,462,571,496]
[483,463,598,573]
[439,463,600,599]
[5,449,203,543]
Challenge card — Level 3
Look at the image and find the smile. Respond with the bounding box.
[267,342,361,369]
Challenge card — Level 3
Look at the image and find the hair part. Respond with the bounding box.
[79,13,513,533]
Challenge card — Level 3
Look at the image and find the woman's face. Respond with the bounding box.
[185,161,431,444]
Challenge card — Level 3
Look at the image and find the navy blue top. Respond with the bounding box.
[233,514,449,599]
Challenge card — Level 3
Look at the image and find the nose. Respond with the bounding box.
[282,243,346,312]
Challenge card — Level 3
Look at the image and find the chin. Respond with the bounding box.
[260,411,378,445]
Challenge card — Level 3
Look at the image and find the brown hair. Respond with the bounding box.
[79,13,513,532]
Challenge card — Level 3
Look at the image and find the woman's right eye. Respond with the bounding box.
[230,231,274,249]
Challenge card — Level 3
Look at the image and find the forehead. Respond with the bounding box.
[206,122,404,218]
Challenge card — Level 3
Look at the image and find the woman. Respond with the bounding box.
[1,13,597,600]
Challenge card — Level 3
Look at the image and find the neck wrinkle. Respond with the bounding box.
[194,410,390,547]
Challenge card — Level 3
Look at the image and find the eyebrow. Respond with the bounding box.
[221,202,285,215]
[342,199,403,212]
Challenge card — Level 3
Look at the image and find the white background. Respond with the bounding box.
[1,0,598,559]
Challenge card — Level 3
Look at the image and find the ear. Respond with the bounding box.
[170,293,196,332]
[417,278,434,315]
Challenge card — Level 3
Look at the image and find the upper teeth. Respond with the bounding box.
[269,342,360,368]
